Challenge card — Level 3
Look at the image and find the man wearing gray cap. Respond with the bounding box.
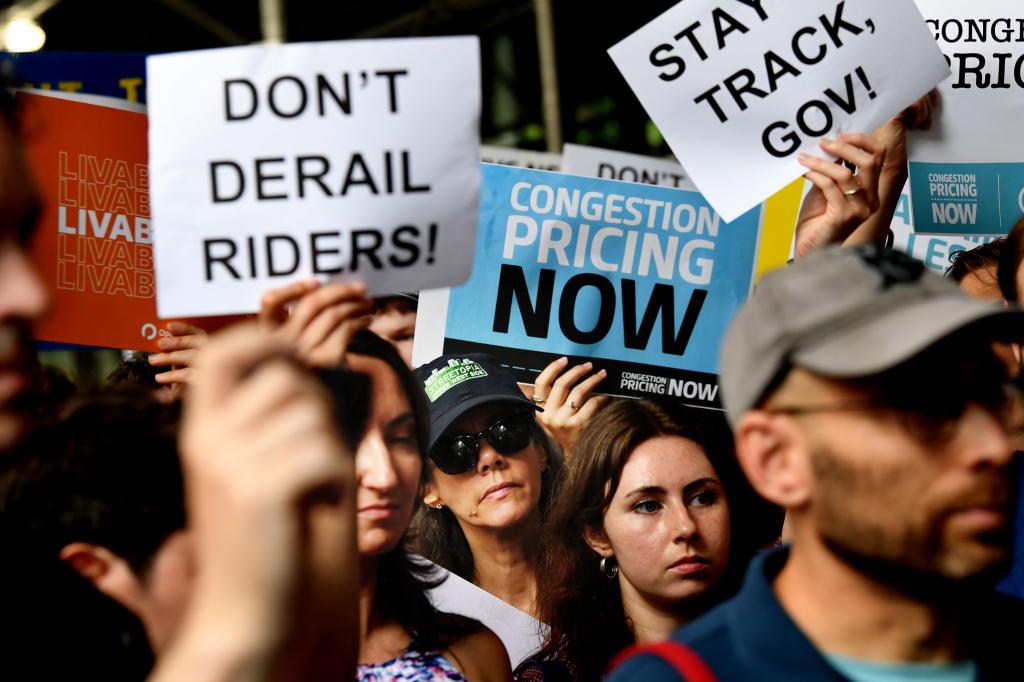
[608,245,1024,681]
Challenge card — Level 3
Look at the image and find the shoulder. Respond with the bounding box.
[513,656,574,682]
[606,655,682,682]
[607,605,737,682]
[969,591,1024,678]
[606,640,718,682]
[674,600,734,652]
[444,626,512,682]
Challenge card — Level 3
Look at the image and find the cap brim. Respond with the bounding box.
[793,298,1024,379]
[428,394,542,452]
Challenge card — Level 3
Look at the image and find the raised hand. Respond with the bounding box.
[532,356,609,457]
[794,132,886,258]
[259,279,373,369]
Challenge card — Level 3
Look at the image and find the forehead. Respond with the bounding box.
[447,401,526,434]
[368,306,416,333]
[959,266,1002,301]
[614,435,715,494]
[345,354,410,417]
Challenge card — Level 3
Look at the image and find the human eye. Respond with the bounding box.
[689,490,718,507]
[631,499,662,514]
[387,424,420,450]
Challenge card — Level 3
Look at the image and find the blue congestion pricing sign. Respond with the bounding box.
[437,164,762,410]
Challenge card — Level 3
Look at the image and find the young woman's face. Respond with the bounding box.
[598,435,730,608]
[347,354,424,556]
[423,403,546,532]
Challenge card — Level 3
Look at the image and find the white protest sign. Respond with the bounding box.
[425,560,546,667]
[609,0,950,222]
[480,145,562,171]
[908,1,1024,236]
[562,143,698,190]
[147,37,481,317]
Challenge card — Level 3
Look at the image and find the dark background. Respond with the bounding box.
[0,0,680,154]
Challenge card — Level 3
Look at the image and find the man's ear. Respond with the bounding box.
[734,410,813,510]
[60,543,147,616]
[582,524,612,558]
[422,482,443,509]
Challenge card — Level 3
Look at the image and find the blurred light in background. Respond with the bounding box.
[1,17,46,52]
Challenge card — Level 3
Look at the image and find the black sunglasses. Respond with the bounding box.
[430,410,535,475]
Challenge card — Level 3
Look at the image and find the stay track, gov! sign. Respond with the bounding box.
[609,0,949,222]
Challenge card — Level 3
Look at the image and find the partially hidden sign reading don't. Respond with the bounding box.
[147,37,482,318]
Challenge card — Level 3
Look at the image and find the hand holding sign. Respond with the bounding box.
[794,132,885,257]
[259,279,373,368]
[533,357,610,457]
[836,90,938,249]
[147,321,209,398]
[609,0,949,221]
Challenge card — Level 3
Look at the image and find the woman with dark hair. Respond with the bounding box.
[167,282,513,680]
[345,332,511,680]
[410,353,565,618]
[517,398,781,681]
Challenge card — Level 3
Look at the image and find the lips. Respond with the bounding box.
[481,481,520,502]
[668,556,711,576]
[358,503,399,520]
[0,366,29,405]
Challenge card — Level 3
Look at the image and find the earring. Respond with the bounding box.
[599,556,618,579]
[433,504,444,510]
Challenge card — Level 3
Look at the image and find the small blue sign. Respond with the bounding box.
[909,161,1024,236]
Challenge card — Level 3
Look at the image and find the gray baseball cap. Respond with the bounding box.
[720,245,1024,424]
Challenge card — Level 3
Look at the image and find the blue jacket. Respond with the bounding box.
[607,547,1024,681]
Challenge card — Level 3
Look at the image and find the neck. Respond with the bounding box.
[775,527,962,663]
[358,555,380,643]
[462,514,540,616]
[618,579,691,645]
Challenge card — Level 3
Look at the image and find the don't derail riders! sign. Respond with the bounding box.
[147,37,482,317]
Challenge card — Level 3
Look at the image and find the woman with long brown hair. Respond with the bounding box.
[517,398,781,681]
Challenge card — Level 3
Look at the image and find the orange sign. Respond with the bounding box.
[22,91,238,350]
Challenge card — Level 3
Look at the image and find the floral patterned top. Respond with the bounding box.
[356,648,466,682]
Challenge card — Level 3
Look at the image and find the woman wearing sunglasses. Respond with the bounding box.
[516,398,781,681]
[411,354,565,618]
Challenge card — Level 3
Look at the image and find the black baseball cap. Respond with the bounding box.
[413,353,540,451]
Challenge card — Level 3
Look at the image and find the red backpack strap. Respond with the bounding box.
[608,641,718,682]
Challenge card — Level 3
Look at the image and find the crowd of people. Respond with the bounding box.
[0,51,1022,682]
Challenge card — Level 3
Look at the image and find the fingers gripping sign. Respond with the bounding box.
[259,279,374,368]
[794,132,886,258]
[533,356,610,457]
[148,321,210,394]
